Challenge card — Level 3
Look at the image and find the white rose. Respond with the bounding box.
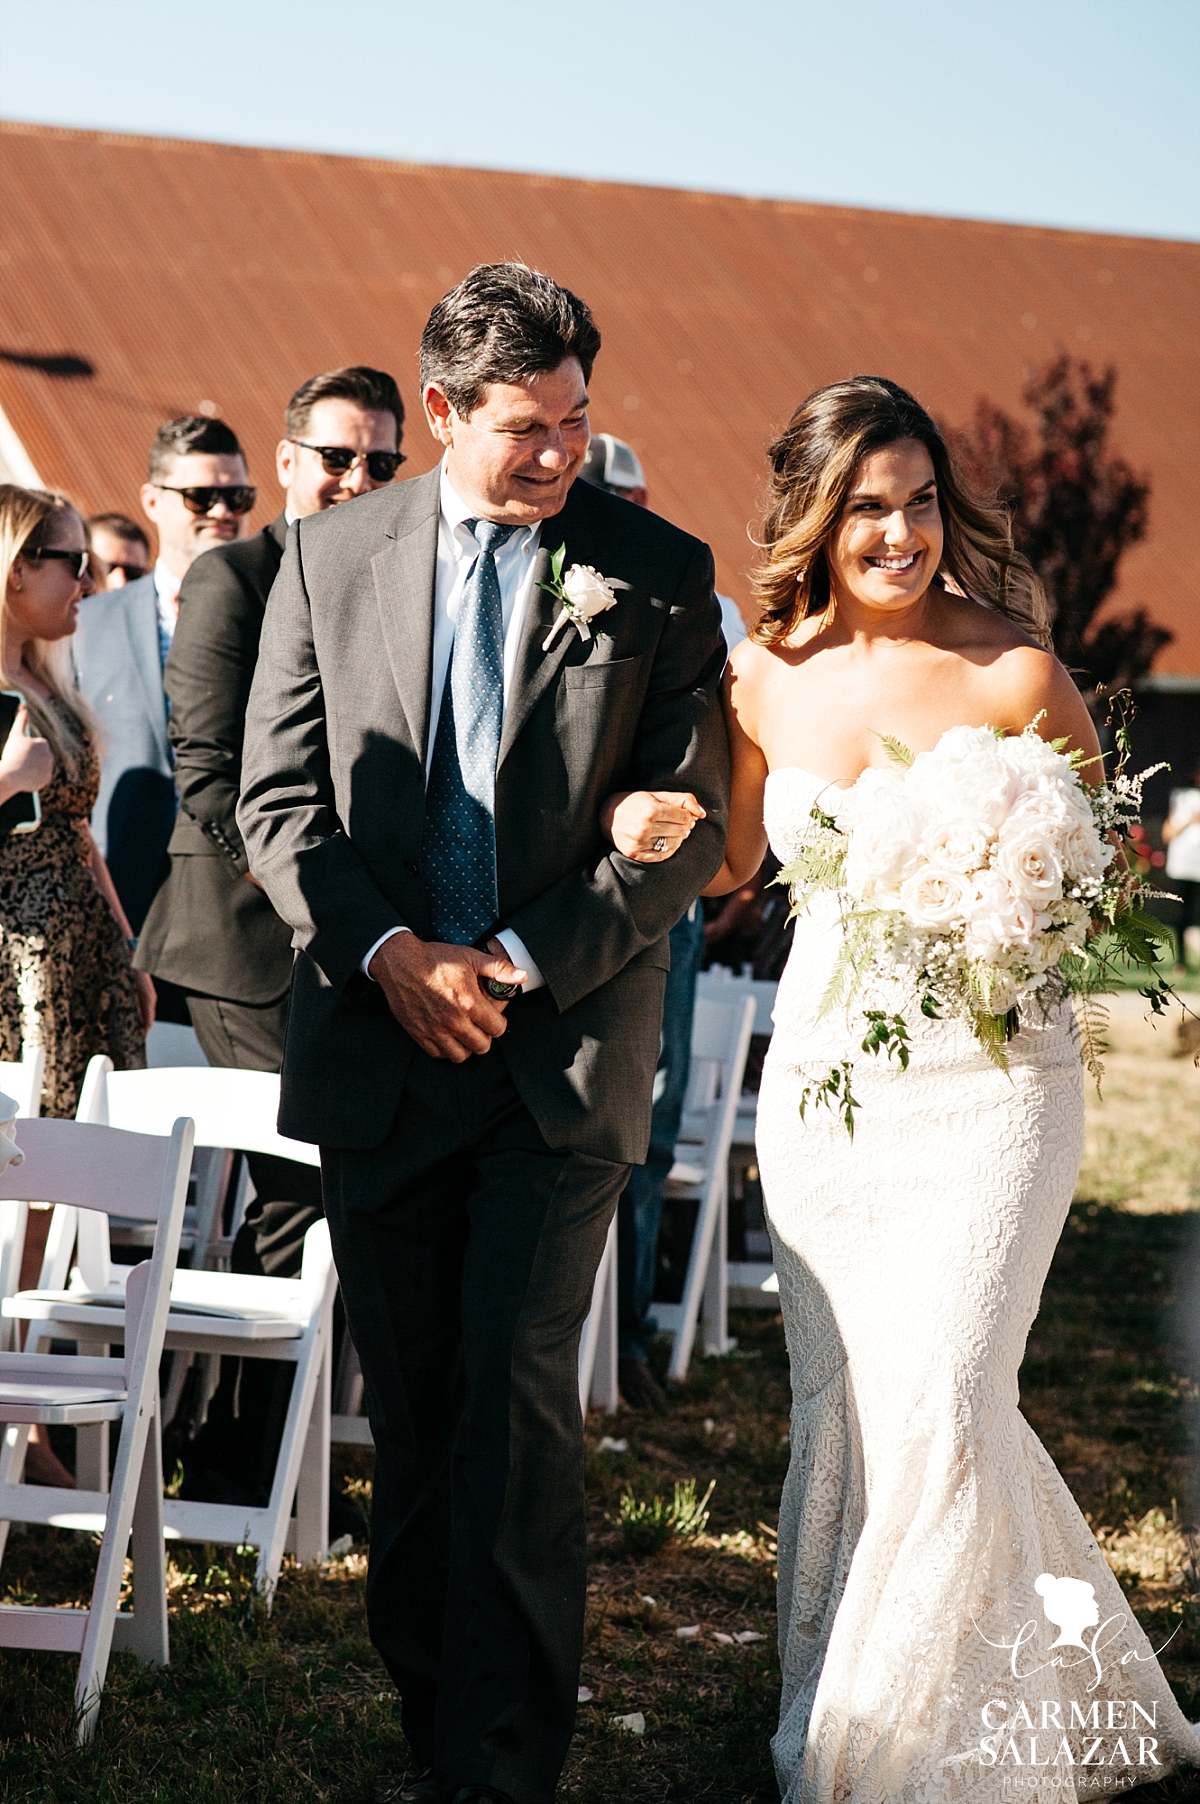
[920,818,994,873]
[562,564,619,622]
[898,864,971,928]
[844,772,925,899]
[1062,817,1112,880]
[907,727,1018,831]
[995,819,1064,904]
[962,868,1050,959]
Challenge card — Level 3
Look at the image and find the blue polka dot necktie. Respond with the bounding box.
[423,519,518,945]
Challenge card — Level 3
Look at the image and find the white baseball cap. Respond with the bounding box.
[582,433,646,493]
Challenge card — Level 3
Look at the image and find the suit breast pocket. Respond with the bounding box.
[563,656,643,691]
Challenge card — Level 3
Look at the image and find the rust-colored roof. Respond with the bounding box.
[1,120,1197,666]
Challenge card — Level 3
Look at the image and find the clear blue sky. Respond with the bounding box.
[0,0,1197,241]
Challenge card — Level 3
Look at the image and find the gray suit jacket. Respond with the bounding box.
[237,469,730,1160]
[73,573,175,931]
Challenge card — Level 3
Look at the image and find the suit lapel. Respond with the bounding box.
[127,577,170,765]
[371,469,440,759]
[498,486,599,769]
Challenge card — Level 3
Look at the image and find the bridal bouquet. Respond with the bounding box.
[780,718,1173,1135]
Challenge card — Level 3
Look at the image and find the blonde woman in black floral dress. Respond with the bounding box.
[0,485,152,1486]
[0,485,150,1114]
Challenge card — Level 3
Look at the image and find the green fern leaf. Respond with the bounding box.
[877,733,914,768]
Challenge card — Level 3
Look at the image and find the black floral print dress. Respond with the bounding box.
[0,697,145,1116]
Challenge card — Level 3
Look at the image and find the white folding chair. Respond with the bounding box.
[8,1059,335,1598]
[695,971,781,1304]
[695,968,778,1148]
[655,995,755,1382]
[577,1214,618,1416]
[0,1114,192,1742]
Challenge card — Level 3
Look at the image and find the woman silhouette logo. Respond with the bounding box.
[1035,1573,1100,1649]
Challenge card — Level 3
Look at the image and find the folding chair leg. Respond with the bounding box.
[668,1172,726,1384]
[701,1185,733,1359]
[294,1340,330,1566]
[126,1400,168,1666]
[0,1421,31,1566]
[75,1338,111,1493]
[257,1305,332,1597]
[75,1388,161,1742]
[589,1218,619,1414]
[75,1424,110,1494]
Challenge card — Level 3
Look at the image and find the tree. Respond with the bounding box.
[945,356,1163,700]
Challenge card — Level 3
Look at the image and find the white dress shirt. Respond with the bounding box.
[153,558,182,648]
[362,461,546,989]
[1166,788,1200,882]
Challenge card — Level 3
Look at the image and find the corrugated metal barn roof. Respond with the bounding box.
[1,120,1197,666]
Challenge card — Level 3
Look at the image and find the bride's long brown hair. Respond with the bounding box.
[750,376,1051,649]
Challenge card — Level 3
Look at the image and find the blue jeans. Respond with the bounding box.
[617,902,705,1362]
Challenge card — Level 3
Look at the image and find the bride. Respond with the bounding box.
[609,375,1199,1799]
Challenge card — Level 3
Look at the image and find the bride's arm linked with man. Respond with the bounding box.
[238,265,1197,1803]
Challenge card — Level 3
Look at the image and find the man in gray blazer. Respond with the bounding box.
[74,414,254,933]
[238,265,729,1804]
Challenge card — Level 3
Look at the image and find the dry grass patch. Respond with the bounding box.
[1077,991,1200,1212]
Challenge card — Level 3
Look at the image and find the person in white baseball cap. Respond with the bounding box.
[580,431,648,506]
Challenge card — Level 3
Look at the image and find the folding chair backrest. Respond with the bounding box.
[682,996,756,1125]
[0,1051,46,1120]
[69,1059,319,1278]
[0,1116,193,1376]
[0,1052,47,1313]
[82,1062,320,1167]
[694,971,778,1035]
[27,1060,131,1296]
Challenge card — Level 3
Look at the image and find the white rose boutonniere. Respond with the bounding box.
[540,544,623,650]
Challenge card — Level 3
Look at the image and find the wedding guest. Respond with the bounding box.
[137,367,403,1522]
[581,430,648,506]
[0,486,152,1482]
[86,513,150,589]
[1163,760,1200,968]
[73,416,253,938]
[582,434,749,649]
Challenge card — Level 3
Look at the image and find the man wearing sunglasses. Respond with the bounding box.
[74,414,253,947]
[135,366,403,1536]
[86,513,151,590]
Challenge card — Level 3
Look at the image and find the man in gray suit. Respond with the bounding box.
[74,415,254,934]
[238,264,729,1804]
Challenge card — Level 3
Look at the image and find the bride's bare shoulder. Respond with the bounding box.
[983,638,1101,756]
[728,617,823,679]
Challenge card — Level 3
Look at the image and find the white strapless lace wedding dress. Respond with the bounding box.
[756,768,1199,1803]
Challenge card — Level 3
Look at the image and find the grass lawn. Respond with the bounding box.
[4,997,1200,1800]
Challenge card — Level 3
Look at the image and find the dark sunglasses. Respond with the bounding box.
[292,441,405,483]
[108,562,149,582]
[25,547,90,579]
[153,483,258,516]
